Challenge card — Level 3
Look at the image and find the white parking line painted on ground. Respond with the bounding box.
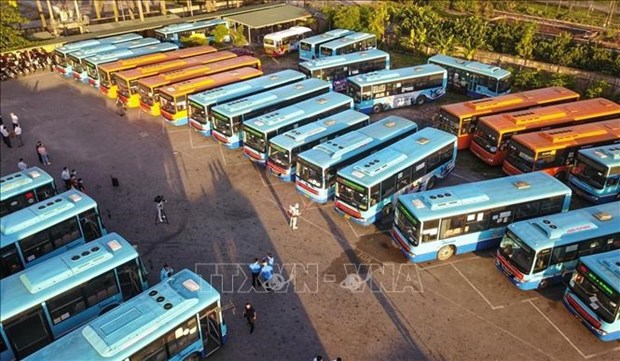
[528,300,587,359]
[346,220,389,239]
[451,263,504,310]
[416,255,479,270]
[189,131,217,149]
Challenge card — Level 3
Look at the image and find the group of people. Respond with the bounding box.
[61,167,86,193]
[249,253,275,290]
[0,113,24,148]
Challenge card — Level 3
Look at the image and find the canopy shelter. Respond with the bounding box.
[225,4,311,44]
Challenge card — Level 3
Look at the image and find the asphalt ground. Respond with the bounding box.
[1,52,617,361]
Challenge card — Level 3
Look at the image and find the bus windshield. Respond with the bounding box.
[506,142,535,173]
[499,230,536,274]
[264,39,275,46]
[473,123,500,153]
[569,266,620,324]
[296,158,323,188]
[139,84,155,105]
[321,47,333,57]
[347,82,361,102]
[269,143,291,169]
[300,42,311,51]
[571,155,608,190]
[336,177,368,210]
[245,129,267,152]
[53,51,66,66]
[69,56,82,71]
[99,70,111,87]
[395,203,421,244]
[159,92,175,113]
[85,61,98,78]
[189,101,207,125]
[498,76,512,93]
[436,109,460,135]
[212,112,233,136]
[116,77,130,97]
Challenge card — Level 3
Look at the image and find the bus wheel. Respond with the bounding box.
[537,279,550,290]
[416,95,427,106]
[183,353,202,361]
[372,104,383,114]
[426,177,436,190]
[437,245,455,261]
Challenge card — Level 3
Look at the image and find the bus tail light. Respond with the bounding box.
[565,293,602,330]
[212,132,229,144]
[296,180,318,195]
[496,252,524,280]
[335,200,361,219]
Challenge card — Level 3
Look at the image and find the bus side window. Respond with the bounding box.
[550,243,578,265]
[533,249,551,273]
[380,175,396,199]
[369,185,380,206]
[422,219,439,243]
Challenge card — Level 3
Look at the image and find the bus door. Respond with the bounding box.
[199,308,223,357]
[467,74,478,95]
[117,260,144,301]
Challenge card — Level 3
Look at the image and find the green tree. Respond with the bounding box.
[361,2,390,41]
[546,32,576,69]
[332,5,363,32]
[229,25,249,47]
[545,73,576,88]
[512,68,544,89]
[429,21,456,55]
[0,3,31,52]
[486,21,518,55]
[210,24,230,44]
[454,16,488,60]
[584,80,609,98]
[515,22,537,65]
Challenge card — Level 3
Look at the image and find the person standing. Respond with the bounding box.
[61,167,71,189]
[37,142,51,165]
[0,124,12,148]
[260,259,273,291]
[35,141,43,163]
[160,264,174,282]
[17,158,28,171]
[10,112,19,127]
[13,123,23,147]
[288,203,301,230]
[116,98,126,117]
[76,178,86,193]
[249,258,262,289]
[243,303,257,334]
[267,253,275,266]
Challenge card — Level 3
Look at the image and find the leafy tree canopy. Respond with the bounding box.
[1,3,31,52]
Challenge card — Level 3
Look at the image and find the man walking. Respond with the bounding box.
[0,124,12,148]
[18,158,28,171]
[260,259,273,291]
[61,167,71,190]
[249,258,262,289]
[243,303,257,334]
[288,203,301,230]
[13,124,23,147]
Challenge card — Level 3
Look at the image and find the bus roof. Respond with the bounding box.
[480,98,620,132]
[155,18,227,35]
[300,29,354,46]
[159,67,262,97]
[300,49,389,70]
[0,233,137,321]
[579,249,620,292]
[338,127,456,187]
[55,33,142,54]
[84,41,171,65]
[25,270,219,360]
[130,51,237,84]
[400,171,571,221]
[298,116,418,168]
[347,64,446,86]
[429,54,511,79]
[577,144,620,168]
[244,92,353,134]
[511,119,620,153]
[270,109,368,150]
[321,32,375,49]
[188,69,305,106]
[440,87,580,118]
[98,44,214,73]
[264,26,311,41]
[212,78,331,117]
[0,190,97,244]
[0,167,54,201]
[506,202,620,250]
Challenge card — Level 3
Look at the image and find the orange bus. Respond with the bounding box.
[98,45,217,98]
[503,119,620,178]
[116,50,235,108]
[436,87,580,150]
[159,67,263,126]
[138,55,261,117]
[471,98,620,165]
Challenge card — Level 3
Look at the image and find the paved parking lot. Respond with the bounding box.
[1,52,618,361]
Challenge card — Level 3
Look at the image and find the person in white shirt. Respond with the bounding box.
[10,112,18,126]
[13,124,23,147]
[0,124,11,148]
[18,158,27,171]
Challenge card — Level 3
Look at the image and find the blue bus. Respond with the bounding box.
[53,33,143,76]
[69,37,160,82]
[0,190,106,279]
[0,233,149,361]
[568,144,620,204]
[0,168,56,218]
[299,29,355,61]
[25,270,226,361]
[392,172,572,263]
[319,32,376,58]
[347,64,447,114]
[84,42,178,87]
[243,92,354,166]
[428,54,512,98]
[211,78,331,149]
[299,49,390,92]
[563,249,620,342]
[188,69,306,136]
[335,127,457,226]
[296,116,418,204]
[497,202,620,290]
[267,109,369,182]
[154,19,230,45]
